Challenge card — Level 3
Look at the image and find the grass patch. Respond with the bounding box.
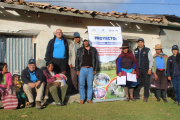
[0,97,180,120]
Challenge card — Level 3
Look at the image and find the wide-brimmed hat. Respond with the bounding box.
[154,44,162,49]
[120,43,129,49]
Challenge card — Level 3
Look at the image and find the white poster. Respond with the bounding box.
[88,26,123,63]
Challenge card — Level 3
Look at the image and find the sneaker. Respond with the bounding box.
[157,98,161,102]
[28,102,34,108]
[44,95,49,100]
[124,98,129,102]
[163,99,168,103]
[143,97,148,102]
[56,102,62,106]
[79,100,84,104]
[87,100,93,103]
[174,101,178,104]
[36,101,43,109]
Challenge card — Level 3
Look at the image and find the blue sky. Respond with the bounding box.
[26,0,180,17]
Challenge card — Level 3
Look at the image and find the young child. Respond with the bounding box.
[43,61,67,100]
[12,70,26,108]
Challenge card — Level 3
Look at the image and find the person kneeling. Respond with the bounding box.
[21,59,45,109]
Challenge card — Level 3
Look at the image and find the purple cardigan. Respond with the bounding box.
[43,70,56,83]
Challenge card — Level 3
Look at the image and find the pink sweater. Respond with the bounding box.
[0,72,12,89]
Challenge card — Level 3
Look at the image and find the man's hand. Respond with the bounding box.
[168,76,171,81]
[94,71,97,74]
[118,72,122,77]
[56,76,62,80]
[28,83,36,88]
[77,71,80,76]
[147,70,152,75]
[35,81,41,88]
[69,64,72,69]
[154,73,158,80]
[132,69,135,74]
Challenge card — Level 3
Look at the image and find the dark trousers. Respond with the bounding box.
[156,89,166,99]
[52,58,66,74]
[172,76,180,102]
[134,69,150,98]
[70,67,78,91]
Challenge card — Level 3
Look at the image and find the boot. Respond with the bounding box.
[36,101,43,109]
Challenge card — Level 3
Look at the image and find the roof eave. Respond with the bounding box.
[0,2,168,26]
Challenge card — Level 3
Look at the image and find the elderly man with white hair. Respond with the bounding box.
[45,29,69,74]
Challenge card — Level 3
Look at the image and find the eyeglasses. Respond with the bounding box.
[56,32,62,34]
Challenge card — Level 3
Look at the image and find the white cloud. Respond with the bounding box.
[26,0,131,12]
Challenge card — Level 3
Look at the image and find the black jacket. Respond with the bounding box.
[21,67,45,84]
[134,46,150,69]
[45,36,69,63]
[75,46,99,71]
[167,54,180,78]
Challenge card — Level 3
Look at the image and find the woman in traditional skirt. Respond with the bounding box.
[116,43,139,102]
[152,44,170,102]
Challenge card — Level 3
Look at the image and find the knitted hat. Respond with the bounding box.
[74,32,80,38]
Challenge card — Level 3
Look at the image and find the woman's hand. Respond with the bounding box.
[154,73,158,80]
[118,72,122,77]
[132,69,135,74]
[168,76,171,81]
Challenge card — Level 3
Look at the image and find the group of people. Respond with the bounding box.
[0,28,180,110]
[116,38,180,105]
[0,29,98,109]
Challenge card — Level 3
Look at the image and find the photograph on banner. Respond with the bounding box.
[88,26,125,100]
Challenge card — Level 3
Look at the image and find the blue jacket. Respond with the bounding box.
[117,57,137,73]
[167,54,180,78]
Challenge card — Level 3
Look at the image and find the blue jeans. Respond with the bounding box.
[79,67,94,101]
[172,76,180,102]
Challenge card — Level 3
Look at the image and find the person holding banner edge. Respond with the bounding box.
[116,43,140,102]
[75,39,99,104]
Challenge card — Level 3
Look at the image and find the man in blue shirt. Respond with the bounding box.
[21,59,45,109]
[45,29,69,74]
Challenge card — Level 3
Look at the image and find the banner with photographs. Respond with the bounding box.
[88,26,125,102]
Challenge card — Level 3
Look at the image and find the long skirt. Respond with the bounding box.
[154,69,171,90]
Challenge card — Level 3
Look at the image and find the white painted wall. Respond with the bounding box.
[0,9,161,67]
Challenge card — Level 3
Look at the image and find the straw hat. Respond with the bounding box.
[120,43,129,49]
[154,44,162,50]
